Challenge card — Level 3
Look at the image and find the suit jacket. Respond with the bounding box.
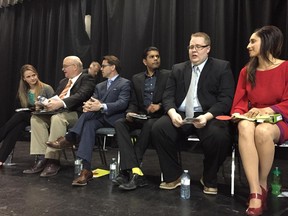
[55,73,95,114]
[126,69,170,118]
[92,76,131,126]
[163,57,235,116]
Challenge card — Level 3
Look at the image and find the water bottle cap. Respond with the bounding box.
[184,170,188,173]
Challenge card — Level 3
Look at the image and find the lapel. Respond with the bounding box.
[197,58,211,90]
[101,76,120,102]
[138,73,146,103]
[184,62,192,94]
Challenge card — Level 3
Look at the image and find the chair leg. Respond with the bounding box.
[71,146,76,160]
[97,136,107,166]
[62,149,68,160]
[103,136,107,151]
[231,147,235,196]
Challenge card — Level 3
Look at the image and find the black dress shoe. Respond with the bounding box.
[112,170,130,185]
[23,159,47,174]
[40,161,60,177]
[119,173,148,190]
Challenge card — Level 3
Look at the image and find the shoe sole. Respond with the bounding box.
[118,182,148,191]
[72,178,93,186]
[200,178,217,195]
[23,169,44,174]
[159,182,181,190]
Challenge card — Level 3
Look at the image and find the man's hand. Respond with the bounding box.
[83,97,102,112]
[168,108,183,128]
[125,112,137,122]
[45,99,63,111]
[192,115,207,128]
[147,103,161,114]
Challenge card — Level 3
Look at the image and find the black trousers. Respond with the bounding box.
[152,113,232,188]
[0,112,30,162]
[115,117,158,170]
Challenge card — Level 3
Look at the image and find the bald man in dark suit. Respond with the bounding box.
[23,56,95,177]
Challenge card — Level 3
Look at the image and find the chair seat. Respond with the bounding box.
[96,128,116,136]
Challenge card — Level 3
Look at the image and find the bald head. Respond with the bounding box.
[62,56,83,78]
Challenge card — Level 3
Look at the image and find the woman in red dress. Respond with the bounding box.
[231,25,288,216]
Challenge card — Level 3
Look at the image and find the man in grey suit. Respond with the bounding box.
[23,56,95,177]
[152,32,235,194]
[113,47,170,191]
[46,55,131,186]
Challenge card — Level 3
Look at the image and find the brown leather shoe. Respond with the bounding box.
[72,169,93,186]
[200,177,218,195]
[23,159,47,174]
[46,136,74,149]
[40,162,60,177]
[159,176,181,190]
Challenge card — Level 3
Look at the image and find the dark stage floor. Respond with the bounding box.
[0,141,288,216]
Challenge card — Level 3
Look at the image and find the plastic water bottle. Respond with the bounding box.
[37,96,49,105]
[74,159,83,177]
[109,158,118,180]
[271,166,282,196]
[180,170,190,199]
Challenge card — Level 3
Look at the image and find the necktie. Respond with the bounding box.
[59,79,72,99]
[107,80,112,89]
[185,66,199,118]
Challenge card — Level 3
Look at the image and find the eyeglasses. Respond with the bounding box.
[101,64,111,68]
[187,44,209,51]
[62,64,74,70]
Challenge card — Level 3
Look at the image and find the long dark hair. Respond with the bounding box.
[247,25,283,87]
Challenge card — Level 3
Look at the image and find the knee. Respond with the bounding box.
[255,125,273,142]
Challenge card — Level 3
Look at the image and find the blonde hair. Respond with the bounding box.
[17,64,44,107]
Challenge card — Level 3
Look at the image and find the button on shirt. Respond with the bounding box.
[144,72,157,108]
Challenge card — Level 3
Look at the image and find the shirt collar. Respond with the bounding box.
[192,58,208,73]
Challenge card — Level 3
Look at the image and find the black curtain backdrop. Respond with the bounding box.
[0,0,288,125]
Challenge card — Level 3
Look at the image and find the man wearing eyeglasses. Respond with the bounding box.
[23,56,95,177]
[152,32,235,194]
[45,55,131,186]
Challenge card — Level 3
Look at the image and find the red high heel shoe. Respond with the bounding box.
[260,186,268,211]
[246,193,263,216]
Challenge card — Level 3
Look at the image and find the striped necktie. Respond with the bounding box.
[59,79,72,99]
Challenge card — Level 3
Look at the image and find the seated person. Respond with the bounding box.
[0,64,54,167]
[83,61,103,84]
[23,56,95,177]
[46,55,131,186]
[114,46,170,190]
[231,25,288,216]
[152,32,235,195]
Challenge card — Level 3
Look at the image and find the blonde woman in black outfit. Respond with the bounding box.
[0,64,54,166]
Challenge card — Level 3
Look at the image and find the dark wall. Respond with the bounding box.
[0,0,288,126]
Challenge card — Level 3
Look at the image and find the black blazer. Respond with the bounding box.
[127,69,170,118]
[55,73,95,114]
[163,57,235,117]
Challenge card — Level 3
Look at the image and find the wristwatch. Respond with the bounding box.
[99,104,104,112]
